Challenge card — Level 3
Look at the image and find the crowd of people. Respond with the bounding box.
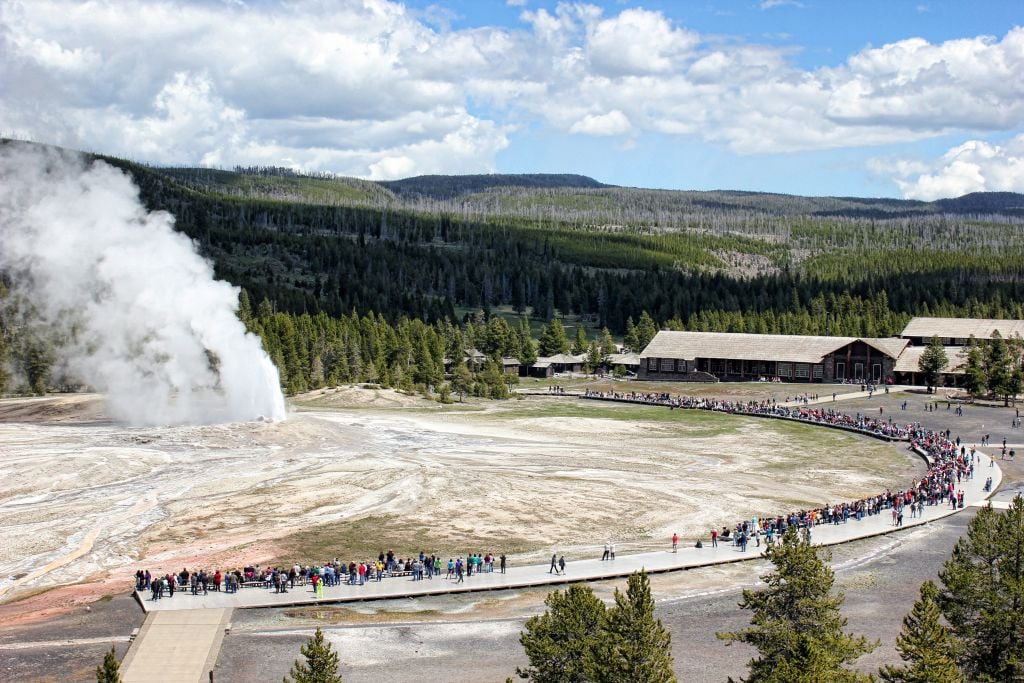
[583,389,981,552]
[136,550,508,601]
[582,390,911,439]
[708,427,977,554]
[135,392,989,600]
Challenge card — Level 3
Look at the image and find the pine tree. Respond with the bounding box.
[480,358,509,399]
[938,497,1024,680]
[519,315,538,365]
[21,334,54,395]
[594,570,676,683]
[450,361,473,402]
[572,326,589,354]
[635,311,658,351]
[95,646,121,683]
[284,627,342,683]
[519,333,538,366]
[879,580,963,683]
[238,288,254,330]
[624,316,639,351]
[538,319,570,356]
[985,331,1012,404]
[599,327,617,357]
[517,584,607,682]
[1007,334,1024,406]
[717,528,876,683]
[0,320,8,394]
[963,337,987,398]
[585,341,603,375]
[918,335,948,392]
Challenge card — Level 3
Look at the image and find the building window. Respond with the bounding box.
[660,359,675,372]
[836,362,845,380]
[778,362,792,377]
[872,363,882,382]
[812,364,824,379]
[854,362,864,380]
[795,363,809,378]
[647,358,658,371]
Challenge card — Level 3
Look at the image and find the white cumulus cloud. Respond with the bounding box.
[569,110,632,136]
[882,135,1024,200]
[1,0,1023,176]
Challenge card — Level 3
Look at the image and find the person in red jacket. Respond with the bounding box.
[672,533,679,553]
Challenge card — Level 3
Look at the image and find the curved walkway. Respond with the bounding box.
[138,434,1000,613]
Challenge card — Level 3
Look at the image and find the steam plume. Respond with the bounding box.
[0,142,286,425]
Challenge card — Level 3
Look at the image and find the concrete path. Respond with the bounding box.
[138,450,1000,613]
[779,385,911,408]
[120,608,231,683]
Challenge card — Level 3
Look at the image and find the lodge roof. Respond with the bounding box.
[640,331,908,364]
[893,345,968,374]
[901,317,1024,340]
[537,353,585,364]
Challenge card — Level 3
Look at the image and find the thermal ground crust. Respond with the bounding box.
[0,387,921,618]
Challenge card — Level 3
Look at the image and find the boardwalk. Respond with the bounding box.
[119,608,231,683]
[139,449,999,613]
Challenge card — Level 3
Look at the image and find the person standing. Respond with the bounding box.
[711,529,718,548]
[500,554,507,574]
[672,533,679,553]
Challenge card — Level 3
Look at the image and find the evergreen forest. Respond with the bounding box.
[3,140,1024,395]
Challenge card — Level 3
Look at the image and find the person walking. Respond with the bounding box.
[601,542,610,561]
[672,533,679,553]
[549,553,558,574]
[558,556,566,575]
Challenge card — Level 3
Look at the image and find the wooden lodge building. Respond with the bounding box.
[638,317,1023,385]
[639,331,908,383]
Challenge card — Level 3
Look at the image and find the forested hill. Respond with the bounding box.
[379,173,609,199]
[4,139,1024,338]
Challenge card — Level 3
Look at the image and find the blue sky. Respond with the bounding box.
[2,0,1022,199]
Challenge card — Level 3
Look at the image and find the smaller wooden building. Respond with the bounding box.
[901,317,1024,346]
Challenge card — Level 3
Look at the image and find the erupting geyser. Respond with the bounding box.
[0,143,286,425]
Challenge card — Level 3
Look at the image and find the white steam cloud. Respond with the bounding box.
[0,143,286,426]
